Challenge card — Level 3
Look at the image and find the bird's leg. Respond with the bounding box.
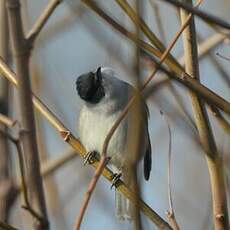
[110,172,122,189]
[83,151,98,165]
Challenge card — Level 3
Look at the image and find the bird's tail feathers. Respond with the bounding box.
[115,190,133,221]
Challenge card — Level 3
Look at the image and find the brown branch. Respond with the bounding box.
[0,113,17,127]
[81,0,230,115]
[149,0,167,44]
[6,0,48,229]
[180,1,229,229]
[0,221,18,230]
[179,32,229,65]
[26,0,61,43]
[0,130,45,225]
[0,52,171,230]
[208,106,230,136]
[160,111,180,230]
[41,149,77,178]
[160,0,230,30]
[0,0,17,223]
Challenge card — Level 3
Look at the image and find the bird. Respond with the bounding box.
[76,66,152,221]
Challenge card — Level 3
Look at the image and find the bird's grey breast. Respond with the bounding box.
[78,103,128,167]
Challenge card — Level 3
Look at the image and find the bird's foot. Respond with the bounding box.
[110,172,122,189]
[83,151,97,165]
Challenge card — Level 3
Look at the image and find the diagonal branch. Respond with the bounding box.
[160,0,230,30]
[26,0,61,43]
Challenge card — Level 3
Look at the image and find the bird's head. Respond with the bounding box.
[76,67,105,104]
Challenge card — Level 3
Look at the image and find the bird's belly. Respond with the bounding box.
[79,110,127,168]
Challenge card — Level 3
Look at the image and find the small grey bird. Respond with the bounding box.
[76,67,151,221]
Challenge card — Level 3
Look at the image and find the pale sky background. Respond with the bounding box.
[8,0,230,229]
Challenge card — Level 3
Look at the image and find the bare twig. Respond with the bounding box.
[82,0,230,115]
[179,33,229,65]
[0,221,18,230]
[0,113,17,127]
[26,0,61,43]
[149,0,167,44]
[6,0,48,228]
[41,149,77,178]
[180,1,229,229]
[160,111,180,230]
[216,52,230,62]
[0,129,44,224]
[208,106,230,136]
[0,50,171,230]
[74,155,109,230]
[160,0,230,30]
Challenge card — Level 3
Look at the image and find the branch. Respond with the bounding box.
[6,0,48,228]
[160,111,179,230]
[0,113,17,127]
[0,0,16,223]
[179,32,229,65]
[0,53,171,229]
[208,106,230,136]
[0,221,18,230]
[0,130,45,225]
[26,0,61,43]
[160,0,230,30]
[41,149,77,178]
[180,1,229,229]
[81,0,230,115]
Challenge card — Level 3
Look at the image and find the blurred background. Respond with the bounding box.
[0,0,229,229]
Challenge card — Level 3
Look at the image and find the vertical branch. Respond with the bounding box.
[6,0,48,229]
[0,0,18,222]
[180,1,229,229]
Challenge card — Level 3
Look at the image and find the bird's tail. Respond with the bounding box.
[115,190,133,221]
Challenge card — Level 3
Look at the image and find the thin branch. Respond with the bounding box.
[74,155,109,230]
[160,0,230,30]
[26,0,61,43]
[160,111,179,230]
[179,32,229,65]
[216,52,230,62]
[208,106,230,136]
[0,113,17,127]
[81,0,230,115]
[149,0,167,44]
[0,221,18,230]
[0,50,171,229]
[180,1,229,229]
[41,149,77,178]
[0,130,44,224]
